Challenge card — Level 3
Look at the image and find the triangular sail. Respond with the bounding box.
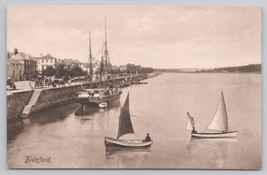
[186,112,195,131]
[207,92,228,132]
[117,93,135,139]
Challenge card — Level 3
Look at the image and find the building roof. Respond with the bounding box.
[10,52,29,60]
[10,52,36,61]
[32,54,57,60]
[7,58,23,65]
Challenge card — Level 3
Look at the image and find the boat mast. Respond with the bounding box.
[89,33,93,83]
[104,16,110,80]
[221,92,229,132]
[100,42,104,82]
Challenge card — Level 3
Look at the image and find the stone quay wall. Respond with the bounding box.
[7,75,143,120]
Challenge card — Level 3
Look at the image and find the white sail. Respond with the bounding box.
[186,112,195,131]
[208,92,228,132]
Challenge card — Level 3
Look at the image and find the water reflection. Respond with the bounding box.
[7,118,25,142]
[105,147,152,168]
[74,100,121,117]
[28,102,79,125]
[186,138,238,168]
[74,106,98,118]
[8,103,80,142]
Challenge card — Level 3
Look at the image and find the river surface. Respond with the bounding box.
[7,73,262,169]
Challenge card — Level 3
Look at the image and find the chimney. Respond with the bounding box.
[41,53,43,57]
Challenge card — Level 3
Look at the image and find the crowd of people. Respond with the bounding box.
[30,76,72,89]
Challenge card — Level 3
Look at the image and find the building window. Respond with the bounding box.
[42,59,44,63]
[46,59,48,63]
[42,65,44,70]
[50,59,52,63]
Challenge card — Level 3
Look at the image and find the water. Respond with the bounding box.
[7,73,262,169]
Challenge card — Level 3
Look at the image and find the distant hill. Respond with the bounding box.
[155,68,206,73]
[200,64,261,73]
[155,64,261,73]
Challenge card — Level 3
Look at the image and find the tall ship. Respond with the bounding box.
[77,18,122,107]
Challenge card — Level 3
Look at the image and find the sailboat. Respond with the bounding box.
[186,92,238,138]
[105,93,153,147]
[77,18,122,107]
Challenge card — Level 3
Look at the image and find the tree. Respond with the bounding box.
[42,66,56,77]
[71,65,86,77]
[53,63,86,78]
[55,63,67,78]
[30,71,39,79]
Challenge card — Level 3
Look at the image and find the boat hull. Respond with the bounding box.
[192,131,238,138]
[77,91,122,105]
[104,137,153,148]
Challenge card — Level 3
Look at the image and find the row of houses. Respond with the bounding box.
[7,49,133,82]
[7,50,84,81]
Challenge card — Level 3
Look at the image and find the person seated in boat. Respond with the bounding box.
[144,133,152,142]
[192,128,197,134]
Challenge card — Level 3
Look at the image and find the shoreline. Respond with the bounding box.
[6,74,148,121]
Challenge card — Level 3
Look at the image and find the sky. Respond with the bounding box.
[7,6,261,69]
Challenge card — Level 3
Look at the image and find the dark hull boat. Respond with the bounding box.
[104,93,153,148]
[77,88,122,106]
[76,18,122,107]
[186,92,238,138]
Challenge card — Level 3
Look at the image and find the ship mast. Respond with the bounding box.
[104,16,110,80]
[89,32,93,83]
[100,41,104,82]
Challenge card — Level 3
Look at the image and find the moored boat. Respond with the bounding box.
[186,92,238,138]
[77,87,122,106]
[76,18,122,106]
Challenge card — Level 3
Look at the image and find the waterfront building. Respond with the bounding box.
[10,52,37,80]
[6,58,24,81]
[32,54,57,71]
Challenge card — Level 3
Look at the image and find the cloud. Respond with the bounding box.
[7,6,261,68]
